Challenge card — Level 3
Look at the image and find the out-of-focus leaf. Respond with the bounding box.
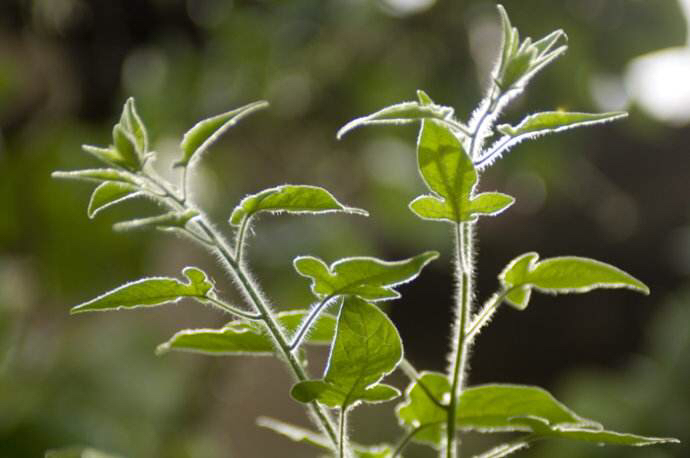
[229,185,367,226]
[113,209,199,232]
[294,251,438,301]
[291,297,402,409]
[71,267,213,314]
[157,310,336,356]
[44,447,122,458]
[499,252,650,310]
[497,111,627,137]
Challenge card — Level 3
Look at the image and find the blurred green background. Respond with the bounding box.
[1,0,689,457]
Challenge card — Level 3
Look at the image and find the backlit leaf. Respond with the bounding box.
[455,384,592,432]
[157,310,337,356]
[410,120,514,223]
[257,417,393,457]
[112,124,141,171]
[396,372,451,449]
[176,100,268,168]
[291,297,403,409]
[229,185,367,226]
[113,209,199,232]
[497,111,627,137]
[87,181,141,219]
[337,100,456,139]
[119,97,148,156]
[499,252,649,310]
[510,416,679,447]
[52,169,138,185]
[294,251,438,302]
[71,267,213,314]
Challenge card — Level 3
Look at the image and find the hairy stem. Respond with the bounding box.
[139,170,340,448]
[339,408,348,458]
[446,222,474,458]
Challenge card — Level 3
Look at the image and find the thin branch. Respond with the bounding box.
[205,295,262,320]
[399,359,448,410]
[289,294,338,351]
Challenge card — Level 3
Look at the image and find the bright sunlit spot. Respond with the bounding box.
[378,0,436,17]
[624,0,690,125]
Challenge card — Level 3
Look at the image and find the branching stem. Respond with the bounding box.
[288,294,337,351]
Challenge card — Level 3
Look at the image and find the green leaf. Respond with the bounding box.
[456,384,593,432]
[113,209,199,232]
[52,169,138,185]
[410,120,514,223]
[45,447,122,458]
[157,310,337,356]
[82,144,128,168]
[257,417,393,457]
[112,124,141,171]
[71,267,213,314]
[337,100,457,139]
[87,181,141,219]
[473,440,530,458]
[396,372,451,449]
[294,251,438,302]
[120,97,148,156]
[499,252,650,310]
[229,185,368,226]
[497,111,627,138]
[510,416,680,447]
[291,297,403,409]
[176,100,268,168]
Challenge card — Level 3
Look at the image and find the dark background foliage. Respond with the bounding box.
[0,0,688,456]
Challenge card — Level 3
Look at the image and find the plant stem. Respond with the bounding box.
[399,358,448,410]
[339,408,347,458]
[204,295,262,320]
[140,170,340,449]
[289,294,336,351]
[445,222,474,458]
[392,425,427,457]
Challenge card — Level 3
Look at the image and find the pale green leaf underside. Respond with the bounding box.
[396,371,451,448]
[176,100,268,168]
[257,417,393,457]
[412,120,513,223]
[114,209,199,232]
[71,267,213,314]
[156,310,337,356]
[472,441,530,458]
[337,100,456,140]
[229,184,367,226]
[500,252,649,310]
[498,111,627,137]
[294,251,438,301]
[52,169,138,185]
[511,416,679,447]
[291,297,403,409]
[87,181,141,219]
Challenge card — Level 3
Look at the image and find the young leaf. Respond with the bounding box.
[175,100,268,168]
[113,209,199,232]
[82,144,129,169]
[396,371,451,449]
[455,384,593,432]
[509,416,680,447]
[410,120,514,223]
[499,252,650,310]
[157,310,337,356]
[257,417,393,457]
[52,169,138,185]
[497,111,627,137]
[120,97,148,156]
[71,267,213,314]
[87,181,141,219]
[290,296,403,409]
[229,185,368,226]
[337,100,457,139]
[294,251,438,302]
[112,124,141,171]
